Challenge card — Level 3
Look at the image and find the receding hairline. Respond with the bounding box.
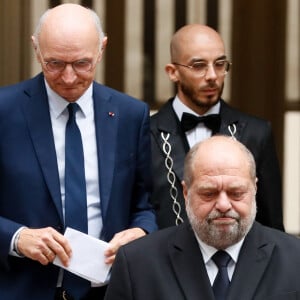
[183,136,257,186]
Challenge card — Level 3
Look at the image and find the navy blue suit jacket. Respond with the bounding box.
[0,73,157,299]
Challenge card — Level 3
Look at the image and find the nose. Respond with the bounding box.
[205,63,217,80]
[61,63,77,84]
[215,191,232,212]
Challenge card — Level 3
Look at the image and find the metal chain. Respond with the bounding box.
[161,132,184,225]
[228,124,237,140]
[158,124,236,226]
[62,291,68,300]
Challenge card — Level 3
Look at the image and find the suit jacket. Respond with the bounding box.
[105,222,300,300]
[150,98,284,230]
[0,73,157,300]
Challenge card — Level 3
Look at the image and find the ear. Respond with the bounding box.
[98,36,108,62]
[182,180,188,203]
[31,36,41,62]
[165,63,179,83]
[254,177,258,194]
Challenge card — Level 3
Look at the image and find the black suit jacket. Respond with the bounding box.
[150,98,284,230]
[105,222,300,300]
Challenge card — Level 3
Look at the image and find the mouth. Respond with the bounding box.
[202,88,218,94]
[211,217,236,225]
[62,86,77,89]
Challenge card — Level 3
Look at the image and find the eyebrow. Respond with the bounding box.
[190,55,227,63]
[45,57,92,62]
[197,182,248,190]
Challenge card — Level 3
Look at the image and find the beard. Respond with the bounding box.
[180,81,224,111]
[186,199,256,249]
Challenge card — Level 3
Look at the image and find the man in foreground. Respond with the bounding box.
[105,136,300,300]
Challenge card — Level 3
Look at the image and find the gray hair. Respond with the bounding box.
[183,136,257,187]
[32,7,105,51]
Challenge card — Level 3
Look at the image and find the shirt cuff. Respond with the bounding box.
[9,227,26,257]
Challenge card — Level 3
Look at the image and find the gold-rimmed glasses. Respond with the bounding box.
[38,50,98,73]
[172,59,231,77]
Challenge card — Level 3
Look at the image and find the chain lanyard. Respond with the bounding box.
[159,124,236,226]
[228,123,237,139]
[161,132,184,225]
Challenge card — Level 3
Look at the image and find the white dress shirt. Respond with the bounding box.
[46,81,102,238]
[9,82,102,260]
[194,233,244,285]
[172,96,221,148]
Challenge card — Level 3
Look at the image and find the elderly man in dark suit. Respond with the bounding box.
[105,136,300,300]
[150,24,284,231]
[0,4,156,300]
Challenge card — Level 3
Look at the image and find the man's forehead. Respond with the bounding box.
[194,164,249,176]
[195,174,250,187]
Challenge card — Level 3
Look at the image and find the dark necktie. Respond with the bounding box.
[181,112,221,133]
[212,251,231,300]
[64,103,88,233]
[63,103,90,298]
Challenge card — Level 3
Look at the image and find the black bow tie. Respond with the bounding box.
[181,112,221,133]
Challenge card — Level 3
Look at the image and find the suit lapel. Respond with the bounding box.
[153,100,187,181]
[22,79,119,226]
[227,222,275,300]
[93,83,118,219]
[21,74,63,221]
[169,224,215,300]
[153,99,249,180]
[168,222,275,300]
[219,99,247,140]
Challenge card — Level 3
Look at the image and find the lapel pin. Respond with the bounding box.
[108,112,115,117]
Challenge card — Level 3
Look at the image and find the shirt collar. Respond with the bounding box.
[173,95,220,121]
[45,79,94,119]
[194,232,245,264]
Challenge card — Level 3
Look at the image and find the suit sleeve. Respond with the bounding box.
[104,247,133,300]
[129,104,157,233]
[254,122,284,231]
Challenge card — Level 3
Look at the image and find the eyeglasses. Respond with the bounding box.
[172,60,231,77]
[39,50,97,73]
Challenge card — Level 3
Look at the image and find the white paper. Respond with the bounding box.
[53,227,111,284]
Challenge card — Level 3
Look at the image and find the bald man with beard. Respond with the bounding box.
[150,24,284,231]
[105,136,300,300]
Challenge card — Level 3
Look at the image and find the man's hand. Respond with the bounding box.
[104,227,146,264]
[17,227,72,266]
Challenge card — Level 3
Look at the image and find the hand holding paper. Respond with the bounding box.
[53,227,111,284]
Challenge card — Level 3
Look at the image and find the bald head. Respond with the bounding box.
[31,4,107,102]
[183,136,257,187]
[170,24,225,62]
[32,3,105,52]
